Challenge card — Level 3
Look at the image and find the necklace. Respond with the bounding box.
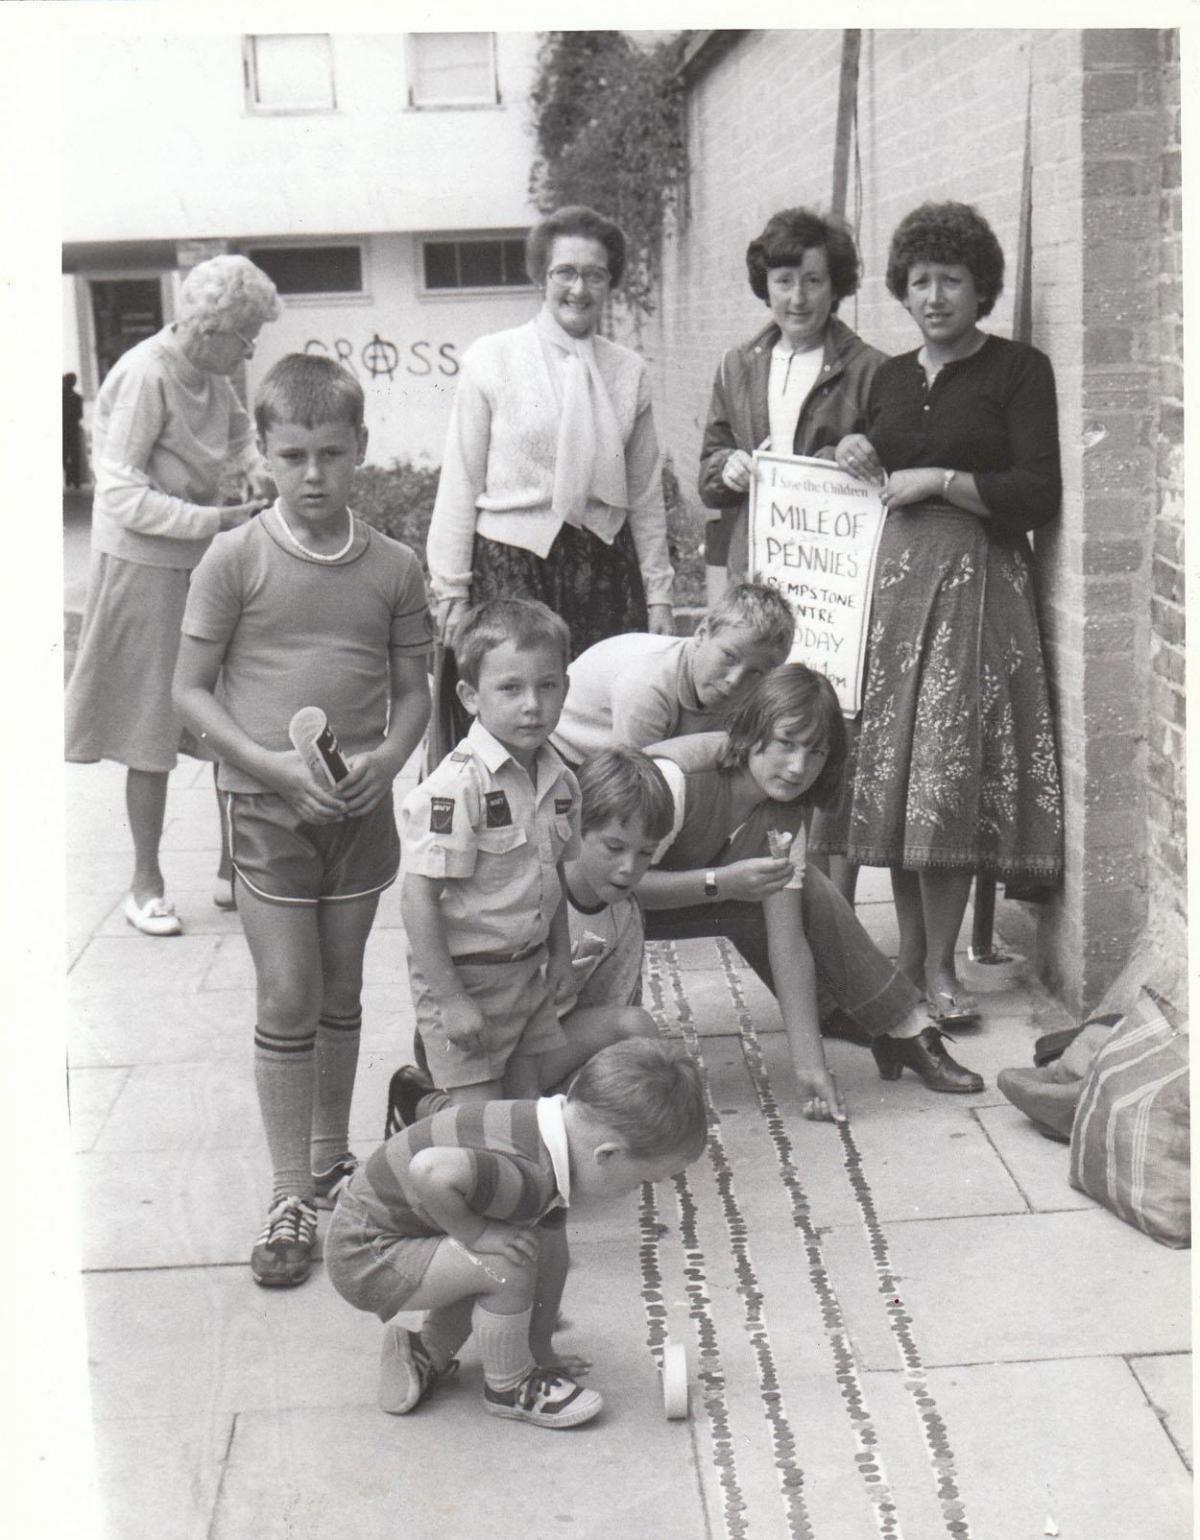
[274,505,355,563]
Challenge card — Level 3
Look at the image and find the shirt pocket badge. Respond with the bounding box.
[485,790,513,828]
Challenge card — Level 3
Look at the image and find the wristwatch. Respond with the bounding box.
[704,870,719,899]
[942,469,956,498]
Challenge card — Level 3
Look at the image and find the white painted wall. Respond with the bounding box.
[61,32,542,242]
[245,233,541,464]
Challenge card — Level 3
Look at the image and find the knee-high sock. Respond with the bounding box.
[310,1009,362,1172]
[254,1025,317,1200]
[473,1304,534,1391]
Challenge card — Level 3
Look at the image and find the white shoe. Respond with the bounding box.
[123,894,183,937]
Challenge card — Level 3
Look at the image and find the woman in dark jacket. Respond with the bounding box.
[698,207,885,601]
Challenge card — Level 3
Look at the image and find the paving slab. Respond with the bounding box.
[69,1065,132,1153]
[973,1102,1094,1213]
[1129,1352,1193,1470]
[68,933,223,992]
[78,1148,266,1270]
[211,1241,709,1540]
[84,1263,383,1422]
[865,1356,1194,1540]
[68,987,257,1067]
[819,1207,1192,1371]
[89,1414,234,1540]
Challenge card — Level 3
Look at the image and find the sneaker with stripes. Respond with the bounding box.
[379,1325,458,1414]
[250,1195,318,1288]
[483,1367,603,1429]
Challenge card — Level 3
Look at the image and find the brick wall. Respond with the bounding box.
[1147,29,1186,1004]
[649,28,1183,1015]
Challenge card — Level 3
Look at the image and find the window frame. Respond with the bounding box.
[417,232,535,299]
[241,240,371,306]
[242,34,338,117]
[406,32,500,110]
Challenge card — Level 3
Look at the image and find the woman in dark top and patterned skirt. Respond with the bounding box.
[828,201,1063,1025]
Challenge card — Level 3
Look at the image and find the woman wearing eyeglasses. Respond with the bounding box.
[426,205,674,660]
[66,254,280,934]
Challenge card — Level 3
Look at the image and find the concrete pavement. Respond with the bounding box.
[66,749,1192,1540]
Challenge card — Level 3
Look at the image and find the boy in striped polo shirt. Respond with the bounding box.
[325,1038,707,1428]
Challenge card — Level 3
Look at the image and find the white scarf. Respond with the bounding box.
[536,309,629,532]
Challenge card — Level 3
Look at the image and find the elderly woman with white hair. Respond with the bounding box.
[66,254,281,935]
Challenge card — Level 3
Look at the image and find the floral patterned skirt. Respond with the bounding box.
[470,521,648,661]
[814,505,1062,879]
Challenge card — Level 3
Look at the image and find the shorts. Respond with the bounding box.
[408,945,566,1090]
[226,790,400,906]
[324,1190,443,1321]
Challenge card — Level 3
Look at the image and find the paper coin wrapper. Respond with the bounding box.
[662,1341,689,1419]
[662,1297,690,1420]
[571,930,608,967]
[289,707,350,787]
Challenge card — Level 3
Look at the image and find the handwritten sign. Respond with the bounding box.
[748,452,886,714]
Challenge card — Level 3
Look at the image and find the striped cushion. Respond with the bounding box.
[1069,992,1190,1248]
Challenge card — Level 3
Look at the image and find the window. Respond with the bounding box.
[245,245,364,297]
[244,35,335,113]
[422,236,531,293]
[408,33,497,107]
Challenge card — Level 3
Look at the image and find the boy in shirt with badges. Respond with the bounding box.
[400,598,579,1107]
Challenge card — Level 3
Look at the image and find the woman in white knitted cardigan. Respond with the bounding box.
[426,206,674,660]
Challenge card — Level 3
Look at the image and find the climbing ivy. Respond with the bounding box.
[528,32,689,321]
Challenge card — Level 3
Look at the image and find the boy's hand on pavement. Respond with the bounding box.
[337,751,394,817]
[532,1343,592,1377]
[471,1222,540,1267]
[441,996,486,1057]
[722,857,795,903]
[795,1063,846,1124]
[267,750,350,824]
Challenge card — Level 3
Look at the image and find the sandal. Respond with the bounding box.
[123,893,183,937]
[927,987,980,1025]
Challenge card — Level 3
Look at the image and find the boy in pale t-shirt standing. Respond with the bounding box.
[174,354,433,1289]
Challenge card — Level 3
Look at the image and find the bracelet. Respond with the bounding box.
[942,469,956,498]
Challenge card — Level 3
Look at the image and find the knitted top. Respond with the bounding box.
[426,316,674,606]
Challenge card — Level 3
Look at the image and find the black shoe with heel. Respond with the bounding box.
[872,1027,984,1094]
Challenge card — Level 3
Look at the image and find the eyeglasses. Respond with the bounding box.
[547,265,611,290]
[215,326,257,360]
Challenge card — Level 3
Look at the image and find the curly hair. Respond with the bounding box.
[745,207,861,306]
[177,254,280,333]
[717,664,847,809]
[885,202,1005,318]
[525,205,627,288]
